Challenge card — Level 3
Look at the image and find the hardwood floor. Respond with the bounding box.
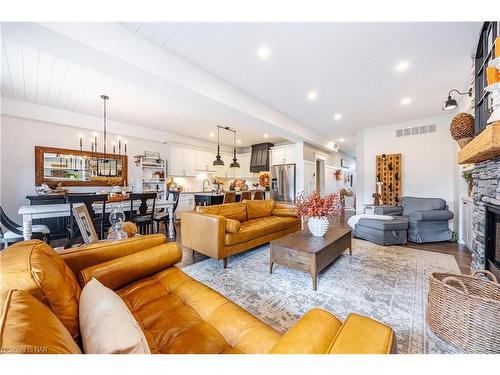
[169,212,472,274]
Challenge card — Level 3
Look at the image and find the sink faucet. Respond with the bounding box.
[202,179,211,192]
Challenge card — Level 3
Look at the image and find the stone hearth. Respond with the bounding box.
[471,157,500,270]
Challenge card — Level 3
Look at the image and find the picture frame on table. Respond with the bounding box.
[72,203,99,245]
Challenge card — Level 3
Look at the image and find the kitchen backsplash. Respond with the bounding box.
[167,172,260,192]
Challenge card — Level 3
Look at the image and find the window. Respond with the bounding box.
[474,22,500,134]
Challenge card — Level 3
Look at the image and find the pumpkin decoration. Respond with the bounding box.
[450,112,475,148]
[122,221,138,238]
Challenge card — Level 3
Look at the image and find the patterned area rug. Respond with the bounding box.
[182,238,462,354]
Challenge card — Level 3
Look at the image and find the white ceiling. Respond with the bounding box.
[122,22,481,154]
[0,37,284,147]
[1,22,480,155]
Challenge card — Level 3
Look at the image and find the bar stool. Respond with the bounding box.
[223,191,236,203]
[253,191,264,200]
[240,191,251,200]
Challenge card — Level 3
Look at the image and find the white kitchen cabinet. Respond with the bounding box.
[167,146,196,177]
[271,145,296,165]
[176,194,195,220]
[195,151,216,172]
[234,153,252,178]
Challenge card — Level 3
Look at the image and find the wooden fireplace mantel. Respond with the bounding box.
[458,122,500,164]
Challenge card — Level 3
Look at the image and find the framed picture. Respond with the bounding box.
[72,203,99,245]
[144,151,160,158]
[341,158,348,168]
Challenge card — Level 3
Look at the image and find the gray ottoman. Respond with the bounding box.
[353,218,408,246]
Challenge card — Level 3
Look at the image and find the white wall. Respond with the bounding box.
[356,114,460,230]
[1,115,167,221]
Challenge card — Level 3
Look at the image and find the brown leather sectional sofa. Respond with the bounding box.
[0,235,396,354]
[181,199,301,267]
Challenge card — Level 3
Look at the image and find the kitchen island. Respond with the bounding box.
[192,190,274,206]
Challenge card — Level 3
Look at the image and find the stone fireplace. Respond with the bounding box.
[471,157,500,275]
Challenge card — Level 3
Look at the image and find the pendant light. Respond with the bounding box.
[213,126,224,167]
[230,129,240,169]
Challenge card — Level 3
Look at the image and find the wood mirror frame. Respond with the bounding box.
[35,146,128,187]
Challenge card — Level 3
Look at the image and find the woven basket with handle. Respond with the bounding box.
[427,270,500,353]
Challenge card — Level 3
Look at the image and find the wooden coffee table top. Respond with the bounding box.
[270,226,352,254]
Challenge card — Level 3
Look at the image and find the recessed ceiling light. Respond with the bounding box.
[395,61,410,72]
[257,46,270,60]
[401,97,412,105]
[307,90,318,100]
[333,113,342,121]
[338,138,345,142]
[237,139,242,144]
[209,132,215,137]
[263,134,269,139]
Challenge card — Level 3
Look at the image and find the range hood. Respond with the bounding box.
[250,142,274,173]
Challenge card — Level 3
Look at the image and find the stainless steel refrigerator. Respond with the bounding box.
[271,164,296,202]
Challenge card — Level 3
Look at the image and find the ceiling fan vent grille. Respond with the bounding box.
[396,124,437,137]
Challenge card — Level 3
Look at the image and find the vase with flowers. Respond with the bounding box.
[295,191,343,236]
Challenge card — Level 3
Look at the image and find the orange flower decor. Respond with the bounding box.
[295,191,343,218]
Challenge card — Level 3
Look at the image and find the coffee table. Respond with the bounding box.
[270,227,352,290]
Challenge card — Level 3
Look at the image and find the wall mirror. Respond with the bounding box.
[35,146,128,187]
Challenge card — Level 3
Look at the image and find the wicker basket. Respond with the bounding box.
[427,270,500,353]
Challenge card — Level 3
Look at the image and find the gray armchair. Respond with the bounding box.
[374,197,454,243]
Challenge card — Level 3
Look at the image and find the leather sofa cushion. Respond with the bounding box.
[244,199,275,220]
[197,202,248,222]
[116,267,281,353]
[225,219,241,233]
[225,216,299,246]
[0,290,81,354]
[0,240,81,340]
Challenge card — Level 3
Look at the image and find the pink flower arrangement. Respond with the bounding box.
[295,191,343,218]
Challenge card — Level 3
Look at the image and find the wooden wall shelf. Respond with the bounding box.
[458,122,500,164]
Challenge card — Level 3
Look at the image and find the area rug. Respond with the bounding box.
[182,238,463,354]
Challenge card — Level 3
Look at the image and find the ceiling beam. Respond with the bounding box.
[2,22,338,153]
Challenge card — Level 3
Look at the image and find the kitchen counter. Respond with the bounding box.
[182,190,270,196]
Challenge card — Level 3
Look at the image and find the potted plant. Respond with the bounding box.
[295,191,343,236]
[462,171,473,197]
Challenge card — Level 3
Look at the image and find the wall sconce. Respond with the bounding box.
[442,88,472,111]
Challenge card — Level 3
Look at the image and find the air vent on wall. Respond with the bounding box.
[396,124,436,137]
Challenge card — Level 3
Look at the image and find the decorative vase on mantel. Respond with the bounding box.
[307,217,330,237]
[295,191,343,237]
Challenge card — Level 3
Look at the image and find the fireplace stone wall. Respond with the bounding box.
[471,157,500,270]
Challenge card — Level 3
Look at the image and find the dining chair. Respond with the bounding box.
[223,191,236,203]
[0,206,50,249]
[153,191,179,237]
[65,193,107,249]
[253,191,264,200]
[240,191,251,200]
[130,193,156,235]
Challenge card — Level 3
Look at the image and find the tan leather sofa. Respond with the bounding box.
[0,235,396,354]
[182,199,301,267]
